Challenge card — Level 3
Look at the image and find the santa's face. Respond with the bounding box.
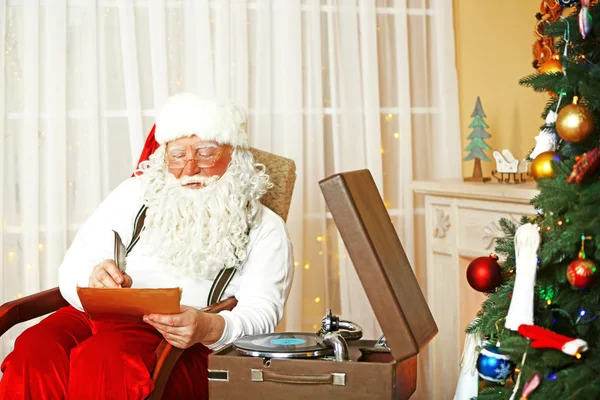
[165,135,233,189]
[137,145,270,279]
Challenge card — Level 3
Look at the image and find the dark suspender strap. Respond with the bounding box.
[207,267,236,306]
[206,228,248,306]
[125,204,236,307]
[126,205,148,255]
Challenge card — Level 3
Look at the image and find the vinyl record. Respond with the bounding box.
[233,332,334,359]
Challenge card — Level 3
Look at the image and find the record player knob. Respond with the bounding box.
[320,309,340,334]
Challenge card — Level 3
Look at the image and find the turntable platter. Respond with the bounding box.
[233,332,335,359]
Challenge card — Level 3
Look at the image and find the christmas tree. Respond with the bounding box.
[464,97,492,182]
[455,2,600,399]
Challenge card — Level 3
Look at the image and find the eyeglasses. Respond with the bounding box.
[166,145,228,169]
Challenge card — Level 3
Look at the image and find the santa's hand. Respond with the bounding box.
[88,260,133,288]
[143,305,224,349]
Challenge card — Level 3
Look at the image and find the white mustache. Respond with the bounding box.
[179,175,219,187]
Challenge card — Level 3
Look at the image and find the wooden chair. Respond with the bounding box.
[0,148,296,399]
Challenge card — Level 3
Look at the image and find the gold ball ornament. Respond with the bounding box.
[539,57,563,74]
[556,97,595,143]
[538,57,562,97]
[531,151,561,181]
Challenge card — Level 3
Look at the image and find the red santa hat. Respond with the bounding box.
[154,93,248,148]
[133,94,248,174]
[135,124,160,170]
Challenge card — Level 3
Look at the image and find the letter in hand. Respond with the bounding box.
[89,260,133,288]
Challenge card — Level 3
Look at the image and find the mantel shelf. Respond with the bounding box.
[412,180,539,205]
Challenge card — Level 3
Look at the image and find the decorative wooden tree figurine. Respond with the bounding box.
[464,97,492,182]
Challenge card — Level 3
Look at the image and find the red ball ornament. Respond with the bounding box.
[567,259,596,289]
[467,254,502,292]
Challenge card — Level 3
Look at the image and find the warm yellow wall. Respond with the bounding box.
[454,0,549,178]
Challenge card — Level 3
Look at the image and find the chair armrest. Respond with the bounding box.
[148,296,238,400]
[198,296,238,315]
[0,287,68,337]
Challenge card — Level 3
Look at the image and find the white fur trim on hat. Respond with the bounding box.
[155,93,249,147]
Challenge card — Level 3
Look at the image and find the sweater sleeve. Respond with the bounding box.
[207,211,294,349]
[58,178,142,311]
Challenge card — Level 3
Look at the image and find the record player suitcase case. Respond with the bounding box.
[208,169,438,399]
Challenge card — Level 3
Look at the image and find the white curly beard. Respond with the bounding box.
[135,145,270,279]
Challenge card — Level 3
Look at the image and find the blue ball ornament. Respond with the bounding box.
[557,0,577,6]
[477,346,514,382]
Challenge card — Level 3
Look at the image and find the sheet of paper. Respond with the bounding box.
[76,286,182,322]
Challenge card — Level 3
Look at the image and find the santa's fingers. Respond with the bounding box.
[89,273,119,288]
[144,318,194,339]
[149,324,195,349]
[162,335,189,349]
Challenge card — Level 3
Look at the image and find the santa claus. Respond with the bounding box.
[0,93,294,399]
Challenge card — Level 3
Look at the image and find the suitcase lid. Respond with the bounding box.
[319,169,438,361]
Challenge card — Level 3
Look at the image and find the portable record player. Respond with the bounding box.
[208,169,438,400]
[233,309,365,362]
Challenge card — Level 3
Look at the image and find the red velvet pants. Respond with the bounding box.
[0,306,209,399]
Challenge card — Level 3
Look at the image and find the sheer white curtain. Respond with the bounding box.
[0,0,461,396]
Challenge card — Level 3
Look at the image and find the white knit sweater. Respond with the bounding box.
[58,177,294,349]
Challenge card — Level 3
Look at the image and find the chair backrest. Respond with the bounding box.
[249,148,296,222]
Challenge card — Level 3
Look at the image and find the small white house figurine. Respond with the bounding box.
[491,149,530,183]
